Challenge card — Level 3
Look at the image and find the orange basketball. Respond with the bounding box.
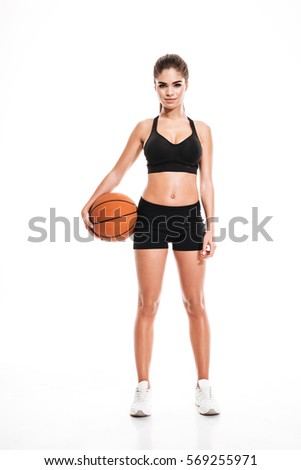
[88,192,137,241]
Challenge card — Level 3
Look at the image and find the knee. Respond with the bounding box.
[137,296,160,318]
[182,293,206,317]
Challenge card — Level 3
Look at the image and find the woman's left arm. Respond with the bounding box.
[197,123,217,259]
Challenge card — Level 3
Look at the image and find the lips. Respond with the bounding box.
[165,98,176,101]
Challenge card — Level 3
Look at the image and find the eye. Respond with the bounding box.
[158,83,182,88]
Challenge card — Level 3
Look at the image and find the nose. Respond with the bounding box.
[166,87,174,96]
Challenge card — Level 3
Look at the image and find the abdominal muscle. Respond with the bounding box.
[142,172,199,206]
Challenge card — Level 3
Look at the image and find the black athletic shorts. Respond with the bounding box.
[131,197,206,251]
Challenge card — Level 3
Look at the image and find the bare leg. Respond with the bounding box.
[133,248,168,388]
[173,251,210,386]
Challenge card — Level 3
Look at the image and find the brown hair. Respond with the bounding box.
[153,54,189,113]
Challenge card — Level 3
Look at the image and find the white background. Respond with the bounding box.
[1,0,301,452]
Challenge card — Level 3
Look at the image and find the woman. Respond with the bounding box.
[81,54,221,418]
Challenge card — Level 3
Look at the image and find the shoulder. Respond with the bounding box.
[132,118,156,142]
[132,118,155,132]
[193,120,212,145]
[139,117,155,126]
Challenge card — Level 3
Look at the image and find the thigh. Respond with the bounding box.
[132,198,168,250]
[173,250,206,304]
[168,202,206,252]
[134,249,168,302]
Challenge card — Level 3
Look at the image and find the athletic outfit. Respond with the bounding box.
[145,115,202,175]
[129,117,222,417]
[132,115,206,250]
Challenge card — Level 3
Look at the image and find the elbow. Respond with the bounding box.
[103,169,121,193]
[200,179,214,194]
[109,169,121,186]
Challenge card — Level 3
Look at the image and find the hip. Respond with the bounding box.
[136,196,204,223]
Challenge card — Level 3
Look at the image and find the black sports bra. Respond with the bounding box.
[143,115,203,175]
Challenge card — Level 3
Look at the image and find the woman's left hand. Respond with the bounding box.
[199,231,217,260]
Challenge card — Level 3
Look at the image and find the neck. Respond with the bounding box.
[160,105,186,119]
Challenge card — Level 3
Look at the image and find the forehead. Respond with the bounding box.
[155,68,184,83]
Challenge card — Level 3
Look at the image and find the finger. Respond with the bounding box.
[81,210,93,228]
[208,245,216,258]
[200,242,207,256]
[84,215,93,228]
[85,223,95,237]
[205,244,211,253]
[203,244,212,258]
[84,217,94,229]
[209,244,216,255]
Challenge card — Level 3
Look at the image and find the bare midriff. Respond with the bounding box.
[142,172,199,206]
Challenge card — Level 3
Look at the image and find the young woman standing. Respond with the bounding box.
[82,54,221,417]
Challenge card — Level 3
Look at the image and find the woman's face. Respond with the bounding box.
[155,68,187,109]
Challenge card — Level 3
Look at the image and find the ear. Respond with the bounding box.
[185,81,189,91]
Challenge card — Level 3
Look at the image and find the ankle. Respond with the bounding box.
[196,378,210,387]
[138,379,151,388]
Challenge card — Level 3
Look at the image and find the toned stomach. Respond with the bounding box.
[142,172,199,206]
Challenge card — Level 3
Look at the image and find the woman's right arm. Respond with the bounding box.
[81,120,145,232]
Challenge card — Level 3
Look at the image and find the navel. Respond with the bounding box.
[170,193,175,199]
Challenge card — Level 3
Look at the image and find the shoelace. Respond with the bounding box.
[135,387,149,402]
[198,386,214,400]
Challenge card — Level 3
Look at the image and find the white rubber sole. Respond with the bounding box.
[130,409,151,417]
[195,403,220,415]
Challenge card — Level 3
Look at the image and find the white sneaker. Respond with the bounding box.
[130,380,152,417]
[195,379,221,415]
